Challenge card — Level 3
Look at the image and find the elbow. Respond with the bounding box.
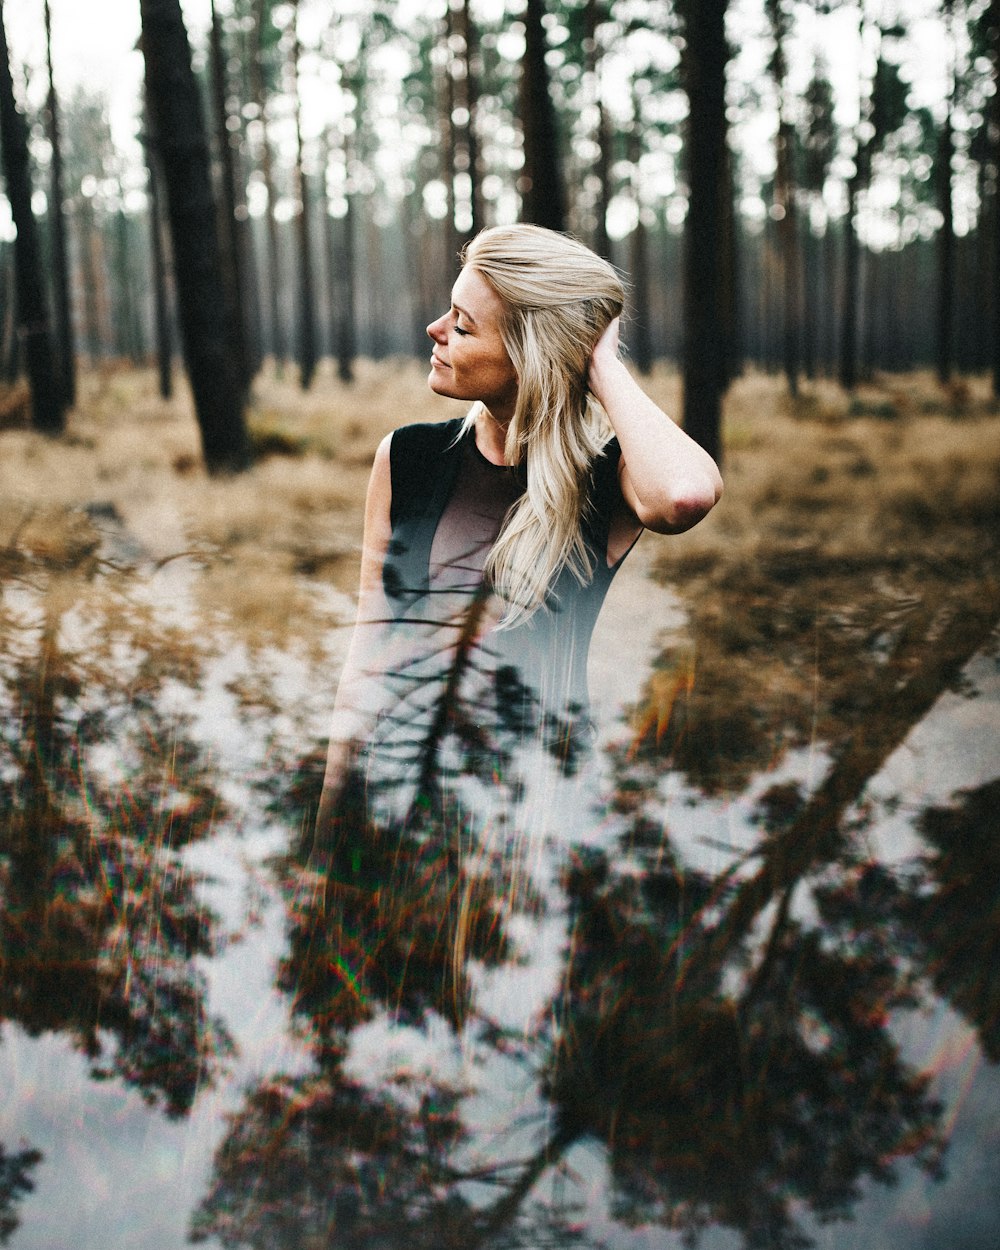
[638,471,723,535]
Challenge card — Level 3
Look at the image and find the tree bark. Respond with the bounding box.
[679,0,731,465]
[627,118,652,374]
[43,0,75,410]
[251,0,285,370]
[142,94,173,399]
[985,0,1000,396]
[209,0,251,390]
[838,167,861,390]
[0,0,64,433]
[290,0,317,390]
[453,0,484,245]
[584,0,612,258]
[139,0,250,472]
[935,21,956,387]
[519,0,567,231]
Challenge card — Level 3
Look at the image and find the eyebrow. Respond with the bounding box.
[452,302,477,325]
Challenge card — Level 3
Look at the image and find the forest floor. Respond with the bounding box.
[2,359,999,791]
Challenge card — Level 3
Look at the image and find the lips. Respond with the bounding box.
[430,354,450,369]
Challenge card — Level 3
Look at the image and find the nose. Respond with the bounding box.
[427,313,447,343]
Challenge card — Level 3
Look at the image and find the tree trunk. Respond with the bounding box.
[139,0,250,472]
[209,0,251,390]
[935,45,956,386]
[519,0,567,231]
[290,1,317,390]
[323,126,356,385]
[584,0,612,258]
[0,0,64,433]
[436,9,460,273]
[838,168,861,390]
[251,0,285,370]
[627,118,652,373]
[454,0,484,244]
[112,208,143,362]
[43,0,75,410]
[142,95,174,399]
[679,0,730,465]
[767,0,800,395]
[984,0,1000,396]
[776,118,801,396]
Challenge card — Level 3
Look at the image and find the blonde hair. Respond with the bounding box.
[459,224,626,625]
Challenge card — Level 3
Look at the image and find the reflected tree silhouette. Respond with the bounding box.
[194,588,596,1247]
[0,513,233,1117]
[193,522,1000,1244]
[545,839,943,1250]
[278,766,514,1037]
[190,1060,471,1248]
[818,778,1000,1064]
[640,533,1000,795]
[0,1143,42,1245]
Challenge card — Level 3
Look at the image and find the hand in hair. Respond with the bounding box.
[587,319,723,535]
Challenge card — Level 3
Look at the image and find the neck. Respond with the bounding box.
[474,404,511,465]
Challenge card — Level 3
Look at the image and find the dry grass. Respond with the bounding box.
[0,358,468,651]
[647,368,1000,792]
[2,360,997,717]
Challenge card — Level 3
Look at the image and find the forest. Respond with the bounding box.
[0,0,997,467]
[1,2,1000,1249]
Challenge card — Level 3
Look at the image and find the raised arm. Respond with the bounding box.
[588,317,723,534]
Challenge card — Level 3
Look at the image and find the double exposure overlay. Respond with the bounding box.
[2,377,998,1248]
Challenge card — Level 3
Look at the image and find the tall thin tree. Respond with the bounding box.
[251,0,286,369]
[989,0,1000,396]
[141,86,173,399]
[290,0,318,389]
[766,0,802,397]
[0,0,64,433]
[936,0,958,386]
[43,0,74,409]
[139,0,250,472]
[678,0,731,464]
[209,0,251,391]
[519,0,567,231]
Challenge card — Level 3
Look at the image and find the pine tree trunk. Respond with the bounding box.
[437,10,460,273]
[139,0,250,472]
[519,0,567,231]
[776,119,801,396]
[454,0,484,243]
[585,0,612,258]
[838,168,861,390]
[290,2,317,390]
[43,0,75,410]
[209,0,250,390]
[0,0,64,433]
[627,121,652,373]
[984,0,999,396]
[679,0,730,465]
[142,97,174,399]
[112,209,143,362]
[935,68,956,386]
[252,0,285,370]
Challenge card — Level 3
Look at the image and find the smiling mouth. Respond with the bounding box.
[430,355,450,369]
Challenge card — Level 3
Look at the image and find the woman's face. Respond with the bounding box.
[427,267,518,421]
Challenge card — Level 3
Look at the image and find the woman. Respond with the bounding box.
[317,225,722,835]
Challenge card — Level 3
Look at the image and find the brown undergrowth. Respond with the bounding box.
[648,369,1000,793]
[1,361,998,788]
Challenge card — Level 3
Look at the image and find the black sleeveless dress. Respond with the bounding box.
[368,417,633,819]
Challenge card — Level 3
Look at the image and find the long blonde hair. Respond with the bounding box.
[459,225,626,625]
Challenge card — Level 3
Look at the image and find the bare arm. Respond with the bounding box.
[315,433,394,835]
[588,318,723,534]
